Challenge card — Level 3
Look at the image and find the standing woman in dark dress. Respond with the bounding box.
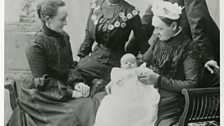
[137,1,202,125]
[7,0,99,126]
[73,0,149,86]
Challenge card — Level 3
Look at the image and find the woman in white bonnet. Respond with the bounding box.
[135,0,220,79]
[138,1,203,125]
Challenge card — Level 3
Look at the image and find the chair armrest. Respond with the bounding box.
[5,71,33,110]
[179,87,220,126]
[4,79,18,111]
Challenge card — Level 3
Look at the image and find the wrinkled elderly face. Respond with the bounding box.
[120,54,137,69]
[152,16,176,41]
[46,6,68,33]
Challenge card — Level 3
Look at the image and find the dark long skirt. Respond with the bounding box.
[155,93,185,126]
[7,85,106,126]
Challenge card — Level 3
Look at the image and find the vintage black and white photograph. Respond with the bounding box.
[3,0,221,125]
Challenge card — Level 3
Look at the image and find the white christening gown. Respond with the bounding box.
[94,67,160,126]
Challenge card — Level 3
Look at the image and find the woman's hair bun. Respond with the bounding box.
[36,3,42,19]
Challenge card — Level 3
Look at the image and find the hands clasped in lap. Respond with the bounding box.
[72,82,90,98]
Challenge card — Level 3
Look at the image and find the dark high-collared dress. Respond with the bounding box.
[75,0,149,84]
[142,32,202,125]
[138,0,219,65]
[7,25,100,126]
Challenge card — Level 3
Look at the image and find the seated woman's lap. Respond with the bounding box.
[155,94,185,126]
[77,56,113,84]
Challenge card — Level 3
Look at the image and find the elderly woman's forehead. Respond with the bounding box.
[152,16,166,27]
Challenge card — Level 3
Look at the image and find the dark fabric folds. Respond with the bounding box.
[7,25,101,126]
[143,32,202,124]
[184,0,220,64]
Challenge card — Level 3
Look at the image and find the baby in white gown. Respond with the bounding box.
[94,53,160,126]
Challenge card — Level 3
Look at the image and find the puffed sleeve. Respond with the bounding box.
[26,39,73,101]
[26,40,47,78]
[126,15,150,56]
[77,7,95,58]
[155,54,201,93]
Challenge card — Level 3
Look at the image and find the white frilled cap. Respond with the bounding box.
[151,1,183,20]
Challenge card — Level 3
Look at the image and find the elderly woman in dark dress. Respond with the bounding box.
[72,0,149,87]
[7,0,100,126]
[137,1,202,126]
[136,0,220,75]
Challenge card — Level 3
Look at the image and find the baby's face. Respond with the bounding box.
[121,56,137,69]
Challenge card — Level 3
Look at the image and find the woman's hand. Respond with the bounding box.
[72,90,82,98]
[204,60,219,74]
[74,82,90,97]
[138,71,160,85]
